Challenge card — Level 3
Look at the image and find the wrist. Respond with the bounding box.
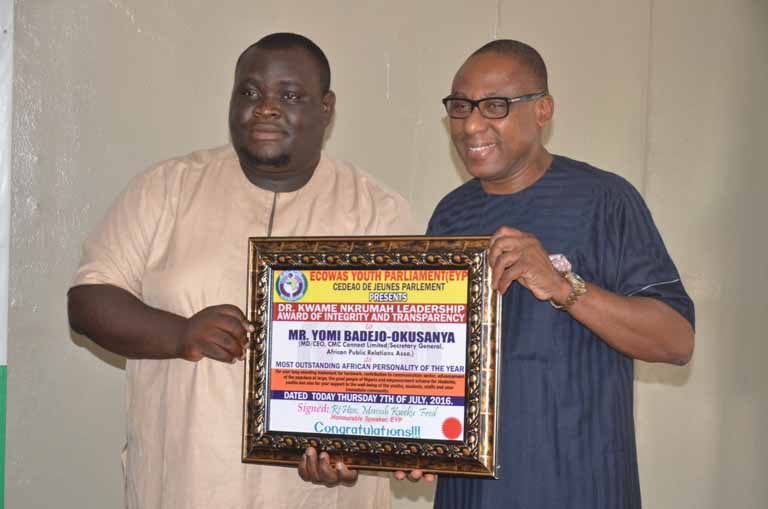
[552,271,588,311]
[163,313,190,359]
[551,277,573,307]
[548,254,587,311]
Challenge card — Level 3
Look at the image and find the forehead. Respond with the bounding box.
[235,47,323,88]
[451,53,534,96]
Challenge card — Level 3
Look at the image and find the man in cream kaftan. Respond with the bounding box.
[69,33,414,509]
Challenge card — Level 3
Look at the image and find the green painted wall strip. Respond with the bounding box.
[0,365,6,509]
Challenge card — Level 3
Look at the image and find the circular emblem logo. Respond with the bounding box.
[442,417,462,440]
[276,270,308,301]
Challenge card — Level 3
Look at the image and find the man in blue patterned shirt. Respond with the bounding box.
[403,40,694,509]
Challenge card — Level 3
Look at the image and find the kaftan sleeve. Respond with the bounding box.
[72,164,174,299]
[603,178,695,328]
[373,192,420,236]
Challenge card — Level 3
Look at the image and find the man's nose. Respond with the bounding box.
[252,96,282,118]
[462,106,490,135]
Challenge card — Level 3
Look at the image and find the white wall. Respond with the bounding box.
[0,0,11,370]
[8,1,767,508]
[635,2,768,507]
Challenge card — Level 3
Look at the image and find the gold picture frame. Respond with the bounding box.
[242,236,501,477]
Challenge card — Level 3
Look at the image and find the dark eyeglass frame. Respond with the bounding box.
[441,92,547,119]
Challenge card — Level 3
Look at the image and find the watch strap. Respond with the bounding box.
[551,271,587,311]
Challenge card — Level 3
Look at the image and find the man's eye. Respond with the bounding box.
[282,92,302,103]
[484,100,507,112]
[449,101,470,113]
[242,89,260,99]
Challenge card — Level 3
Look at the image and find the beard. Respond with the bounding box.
[252,153,290,167]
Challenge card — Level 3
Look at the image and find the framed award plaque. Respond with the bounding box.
[242,236,501,477]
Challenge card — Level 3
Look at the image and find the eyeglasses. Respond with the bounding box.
[442,92,547,119]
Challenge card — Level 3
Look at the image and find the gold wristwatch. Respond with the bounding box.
[548,254,588,311]
[556,271,587,311]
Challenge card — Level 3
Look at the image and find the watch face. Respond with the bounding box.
[565,272,588,295]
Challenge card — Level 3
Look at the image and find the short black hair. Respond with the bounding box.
[471,39,548,93]
[236,32,331,93]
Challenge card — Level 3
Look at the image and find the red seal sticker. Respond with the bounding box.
[442,417,462,440]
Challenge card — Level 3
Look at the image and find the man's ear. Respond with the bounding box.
[536,94,554,127]
[322,91,336,122]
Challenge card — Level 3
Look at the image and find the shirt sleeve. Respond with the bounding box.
[604,179,695,328]
[368,187,420,236]
[72,165,173,299]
